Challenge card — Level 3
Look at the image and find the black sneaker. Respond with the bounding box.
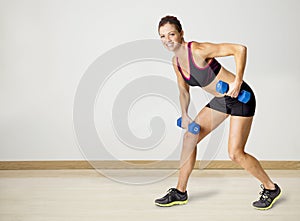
[252,183,282,210]
[155,188,188,207]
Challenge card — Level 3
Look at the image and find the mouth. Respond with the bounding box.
[165,42,174,48]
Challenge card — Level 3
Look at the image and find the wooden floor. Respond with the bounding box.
[0,169,299,221]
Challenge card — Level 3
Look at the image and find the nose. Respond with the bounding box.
[165,35,171,42]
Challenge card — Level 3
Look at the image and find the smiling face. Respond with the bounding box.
[159,23,184,52]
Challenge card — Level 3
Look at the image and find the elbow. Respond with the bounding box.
[180,89,189,98]
[235,45,247,58]
[239,45,247,54]
[180,86,189,95]
[179,84,190,95]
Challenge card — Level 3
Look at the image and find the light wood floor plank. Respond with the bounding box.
[0,160,299,170]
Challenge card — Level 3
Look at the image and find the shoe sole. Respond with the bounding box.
[252,190,282,210]
[155,200,188,207]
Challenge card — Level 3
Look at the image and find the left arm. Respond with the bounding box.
[198,42,247,98]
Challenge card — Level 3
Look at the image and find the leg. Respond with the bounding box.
[228,116,275,189]
[176,107,228,192]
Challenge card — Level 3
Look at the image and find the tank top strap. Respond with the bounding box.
[187,41,193,48]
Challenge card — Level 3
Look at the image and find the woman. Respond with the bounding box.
[154,15,281,210]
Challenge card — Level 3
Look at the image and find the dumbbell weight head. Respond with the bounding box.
[216,81,229,94]
[188,122,201,134]
[177,117,182,127]
[238,90,251,103]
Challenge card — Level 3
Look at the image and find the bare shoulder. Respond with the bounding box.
[190,41,214,58]
[171,55,180,73]
[191,41,209,48]
[172,55,176,63]
[171,56,177,68]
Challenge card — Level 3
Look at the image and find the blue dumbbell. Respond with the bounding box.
[177,117,201,134]
[216,80,251,103]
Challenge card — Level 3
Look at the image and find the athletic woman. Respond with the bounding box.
[154,15,281,210]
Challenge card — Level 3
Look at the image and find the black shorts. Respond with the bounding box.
[206,81,256,117]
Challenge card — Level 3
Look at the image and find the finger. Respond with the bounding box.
[226,91,233,97]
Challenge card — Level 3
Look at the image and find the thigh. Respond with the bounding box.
[228,116,253,153]
[194,107,229,143]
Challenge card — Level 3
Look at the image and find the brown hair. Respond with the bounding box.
[158,15,182,33]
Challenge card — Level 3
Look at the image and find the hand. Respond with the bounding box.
[226,80,242,98]
[181,114,193,129]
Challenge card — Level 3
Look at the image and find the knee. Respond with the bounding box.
[228,150,246,164]
[183,131,199,142]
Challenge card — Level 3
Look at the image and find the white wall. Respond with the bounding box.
[0,0,299,161]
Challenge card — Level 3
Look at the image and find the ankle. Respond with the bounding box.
[264,182,276,190]
[176,186,186,193]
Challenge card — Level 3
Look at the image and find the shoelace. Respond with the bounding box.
[259,184,271,201]
[167,188,177,193]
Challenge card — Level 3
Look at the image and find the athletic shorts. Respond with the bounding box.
[206,81,256,117]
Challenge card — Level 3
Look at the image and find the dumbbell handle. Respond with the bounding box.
[177,117,200,134]
[216,80,251,104]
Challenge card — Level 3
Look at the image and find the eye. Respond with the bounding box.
[160,35,165,39]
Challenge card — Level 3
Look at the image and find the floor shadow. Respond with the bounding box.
[271,195,287,209]
[188,190,220,201]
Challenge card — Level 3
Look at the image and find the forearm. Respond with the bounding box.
[234,45,247,83]
[179,90,190,117]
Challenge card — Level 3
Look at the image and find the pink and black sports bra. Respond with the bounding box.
[176,41,221,87]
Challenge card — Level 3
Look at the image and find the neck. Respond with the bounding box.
[174,41,188,58]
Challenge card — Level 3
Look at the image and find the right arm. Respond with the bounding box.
[172,57,192,128]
